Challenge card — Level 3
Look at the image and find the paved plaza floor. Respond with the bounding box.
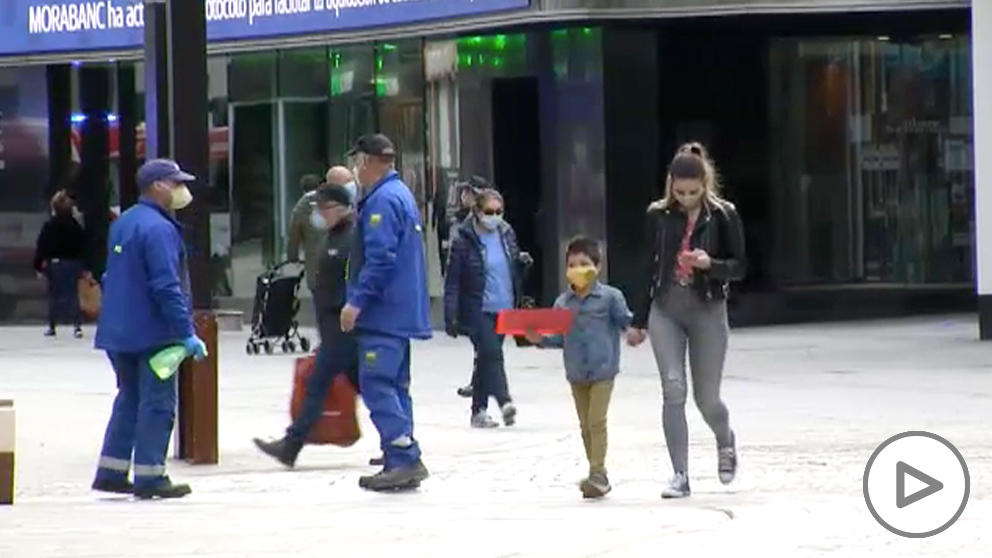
[0,315,989,557]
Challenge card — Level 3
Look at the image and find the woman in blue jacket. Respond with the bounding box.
[444,189,529,428]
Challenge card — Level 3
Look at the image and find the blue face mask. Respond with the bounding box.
[343,181,358,202]
[479,215,502,230]
[310,210,328,230]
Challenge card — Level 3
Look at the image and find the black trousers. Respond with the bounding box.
[47,259,83,329]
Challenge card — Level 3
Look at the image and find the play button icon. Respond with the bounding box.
[864,431,970,538]
[896,461,943,508]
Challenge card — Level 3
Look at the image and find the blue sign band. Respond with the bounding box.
[0,0,530,57]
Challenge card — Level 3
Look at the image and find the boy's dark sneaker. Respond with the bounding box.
[580,471,611,499]
[44,328,56,337]
[369,455,385,466]
[456,385,473,398]
[500,402,517,426]
[92,478,134,495]
[134,478,192,500]
[73,327,84,339]
[661,472,691,499]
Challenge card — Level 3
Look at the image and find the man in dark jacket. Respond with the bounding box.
[286,174,324,290]
[253,182,360,467]
[91,159,207,500]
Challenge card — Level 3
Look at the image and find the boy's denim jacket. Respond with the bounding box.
[539,281,633,383]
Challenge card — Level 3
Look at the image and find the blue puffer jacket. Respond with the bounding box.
[443,216,526,334]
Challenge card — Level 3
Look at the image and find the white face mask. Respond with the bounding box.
[479,214,502,230]
[170,185,194,210]
[343,181,358,202]
[310,210,328,230]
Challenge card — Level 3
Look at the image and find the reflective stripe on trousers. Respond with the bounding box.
[97,455,130,472]
[133,463,167,477]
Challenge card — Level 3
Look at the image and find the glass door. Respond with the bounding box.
[276,98,329,300]
[228,101,276,300]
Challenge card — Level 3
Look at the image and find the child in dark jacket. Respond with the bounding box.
[33,191,88,338]
[526,235,633,499]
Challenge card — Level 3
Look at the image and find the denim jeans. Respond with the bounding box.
[286,313,358,443]
[46,259,83,329]
[648,285,733,474]
[468,312,511,414]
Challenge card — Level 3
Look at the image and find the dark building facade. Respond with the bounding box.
[0,0,974,326]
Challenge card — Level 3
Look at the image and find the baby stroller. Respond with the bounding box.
[246,261,312,355]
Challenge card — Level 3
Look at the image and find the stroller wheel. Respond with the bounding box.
[245,343,253,355]
[299,336,311,352]
[252,343,261,355]
[287,340,297,353]
[263,340,274,354]
[281,341,289,353]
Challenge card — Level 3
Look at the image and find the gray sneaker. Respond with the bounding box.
[661,472,691,499]
[580,471,611,499]
[500,402,517,426]
[718,446,738,485]
[471,411,499,428]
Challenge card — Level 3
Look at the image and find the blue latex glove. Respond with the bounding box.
[183,335,208,361]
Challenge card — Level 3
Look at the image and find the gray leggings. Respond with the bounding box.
[647,285,734,474]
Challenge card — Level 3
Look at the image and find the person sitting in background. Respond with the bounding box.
[33,190,89,338]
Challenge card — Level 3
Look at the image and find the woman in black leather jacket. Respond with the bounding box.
[627,142,747,499]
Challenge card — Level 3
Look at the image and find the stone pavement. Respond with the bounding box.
[0,316,990,557]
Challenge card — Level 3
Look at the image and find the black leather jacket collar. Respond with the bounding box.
[631,198,747,329]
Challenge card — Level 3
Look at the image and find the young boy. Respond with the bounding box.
[525,236,635,499]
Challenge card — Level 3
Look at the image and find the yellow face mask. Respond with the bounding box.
[566,265,598,290]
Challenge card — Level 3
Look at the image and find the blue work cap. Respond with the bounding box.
[137,159,196,190]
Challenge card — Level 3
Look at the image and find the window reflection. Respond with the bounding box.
[768,36,972,285]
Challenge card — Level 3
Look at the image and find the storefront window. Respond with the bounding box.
[278,47,331,302]
[328,44,376,163]
[0,66,51,320]
[768,35,973,285]
[206,56,233,298]
[227,52,277,299]
[551,27,606,275]
[376,40,439,294]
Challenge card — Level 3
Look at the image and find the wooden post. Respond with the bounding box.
[0,400,15,505]
[177,312,219,464]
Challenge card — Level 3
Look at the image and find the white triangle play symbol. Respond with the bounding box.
[896,461,944,509]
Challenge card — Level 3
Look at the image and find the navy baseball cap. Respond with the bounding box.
[346,133,396,157]
[136,159,196,190]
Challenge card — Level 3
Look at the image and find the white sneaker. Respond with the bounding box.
[661,472,691,499]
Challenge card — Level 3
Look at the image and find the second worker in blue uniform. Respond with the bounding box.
[341,134,433,492]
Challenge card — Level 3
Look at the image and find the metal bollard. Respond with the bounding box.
[0,399,14,505]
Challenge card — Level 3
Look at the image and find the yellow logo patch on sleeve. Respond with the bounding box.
[369,214,382,226]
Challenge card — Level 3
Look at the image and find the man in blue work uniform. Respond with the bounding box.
[91,159,207,500]
[341,134,432,492]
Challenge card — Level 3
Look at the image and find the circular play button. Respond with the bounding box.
[863,431,970,538]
